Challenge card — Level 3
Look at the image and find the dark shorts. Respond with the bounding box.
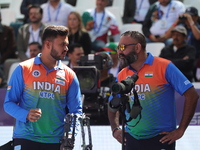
[125,132,176,150]
[13,138,61,150]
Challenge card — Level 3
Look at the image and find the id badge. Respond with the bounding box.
[160,19,167,29]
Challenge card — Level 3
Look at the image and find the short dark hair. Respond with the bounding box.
[68,43,82,54]
[28,4,43,14]
[42,25,69,44]
[29,42,42,50]
[121,31,146,50]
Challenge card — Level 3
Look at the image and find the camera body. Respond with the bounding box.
[179,16,187,21]
[112,74,139,94]
[73,54,115,125]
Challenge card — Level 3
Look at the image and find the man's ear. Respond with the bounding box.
[135,43,142,53]
[45,40,52,49]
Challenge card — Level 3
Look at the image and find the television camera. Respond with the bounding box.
[73,53,114,125]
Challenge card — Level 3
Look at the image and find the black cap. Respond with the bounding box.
[185,7,198,16]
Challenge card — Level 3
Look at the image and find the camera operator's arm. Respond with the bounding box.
[108,110,123,143]
[183,13,200,40]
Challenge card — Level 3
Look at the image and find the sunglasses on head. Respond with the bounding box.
[116,43,138,51]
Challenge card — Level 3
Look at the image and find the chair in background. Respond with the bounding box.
[112,0,125,16]
[120,23,143,35]
[7,62,19,83]
[76,0,96,11]
[8,0,24,21]
[146,42,165,57]
[1,8,16,26]
[105,6,123,30]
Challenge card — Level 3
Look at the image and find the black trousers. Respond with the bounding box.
[125,133,176,150]
[13,139,61,150]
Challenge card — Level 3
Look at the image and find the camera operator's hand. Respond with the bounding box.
[183,13,194,27]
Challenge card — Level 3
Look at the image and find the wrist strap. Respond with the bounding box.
[112,127,121,136]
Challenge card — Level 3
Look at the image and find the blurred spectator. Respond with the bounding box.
[123,0,157,24]
[100,42,121,78]
[142,0,185,45]
[0,68,7,88]
[0,12,17,68]
[41,0,74,26]
[3,41,42,81]
[166,6,200,59]
[17,5,46,61]
[20,0,48,24]
[67,43,84,68]
[29,42,42,58]
[82,0,120,52]
[165,6,200,81]
[159,26,196,82]
[68,11,92,55]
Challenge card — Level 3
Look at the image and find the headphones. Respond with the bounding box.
[96,52,113,70]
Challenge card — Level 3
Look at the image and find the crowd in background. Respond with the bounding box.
[0,0,200,88]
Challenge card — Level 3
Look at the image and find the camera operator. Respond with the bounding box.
[67,43,84,68]
[83,52,116,125]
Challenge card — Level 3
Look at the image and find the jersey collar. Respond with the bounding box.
[34,53,64,69]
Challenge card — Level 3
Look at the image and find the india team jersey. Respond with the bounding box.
[4,55,82,143]
[118,53,193,140]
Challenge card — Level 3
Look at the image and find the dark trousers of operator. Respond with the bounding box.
[13,139,61,150]
[125,132,175,150]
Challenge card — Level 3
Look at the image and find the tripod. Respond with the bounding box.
[116,89,142,150]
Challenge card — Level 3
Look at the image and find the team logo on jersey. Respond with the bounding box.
[32,70,41,77]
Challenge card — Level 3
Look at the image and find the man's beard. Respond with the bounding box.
[50,47,65,60]
[119,51,138,68]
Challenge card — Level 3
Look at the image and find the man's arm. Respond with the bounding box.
[160,86,199,144]
[108,109,123,143]
[4,65,29,123]
[142,3,157,38]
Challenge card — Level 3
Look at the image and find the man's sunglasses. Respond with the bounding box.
[116,43,138,51]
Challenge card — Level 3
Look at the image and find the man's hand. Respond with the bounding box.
[113,129,123,144]
[27,108,42,122]
[85,20,94,31]
[159,128,185,144]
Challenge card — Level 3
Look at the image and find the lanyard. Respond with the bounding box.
[94,9,105,34]
[158,1,172,19]
[136,0,144,12]
[48,2,62,22]
[30,25,42,42]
